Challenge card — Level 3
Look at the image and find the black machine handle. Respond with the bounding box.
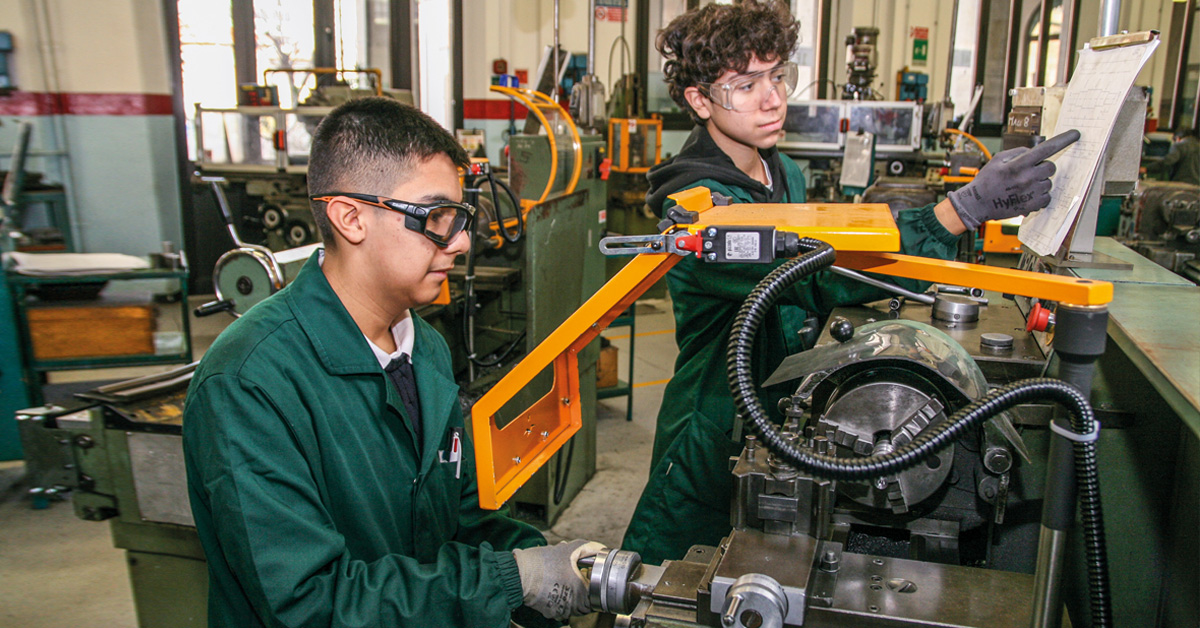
[194,299,234,317]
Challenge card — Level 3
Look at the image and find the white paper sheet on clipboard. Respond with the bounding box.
[1017,39,1159,257]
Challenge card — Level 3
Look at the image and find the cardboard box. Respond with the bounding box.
[597,345,619,389]
[27,303,156,360]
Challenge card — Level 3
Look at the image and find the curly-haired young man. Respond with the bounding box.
[184,98,603,627]
[622,0,1078,565]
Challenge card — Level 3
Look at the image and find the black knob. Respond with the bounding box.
[830,317,855,343]
[194,299,235,317]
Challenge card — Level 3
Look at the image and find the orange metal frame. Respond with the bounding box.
[470,253,680,509]
[607,118,663,174]
[488,86,583,203]
[470,187,1112,510]
[982,219,1024,254]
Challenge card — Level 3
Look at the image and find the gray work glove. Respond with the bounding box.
[512,539,606,620]
[947,129,1081,230]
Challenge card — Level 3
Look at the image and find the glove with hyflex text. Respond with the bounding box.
[513,539,606,620]
[947,129,1081,231]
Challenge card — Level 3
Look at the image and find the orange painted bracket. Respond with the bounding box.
[433,279,451,305]
[471,253,681,510]
[982,219,1023,254]
[836,251,1113,306]
[668,187,902,252]
[684,203,902,253]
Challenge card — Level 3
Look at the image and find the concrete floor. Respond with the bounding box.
[0,295,678,627]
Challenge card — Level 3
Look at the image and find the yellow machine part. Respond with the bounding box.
[470,186,1113,510]
[982,218,1024,254]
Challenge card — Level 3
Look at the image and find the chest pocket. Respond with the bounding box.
[412,426,466,552]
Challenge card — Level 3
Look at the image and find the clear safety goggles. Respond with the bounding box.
[699,62,799,112]
[310,192,475,247]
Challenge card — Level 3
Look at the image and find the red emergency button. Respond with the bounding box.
[1026,302,1054,332]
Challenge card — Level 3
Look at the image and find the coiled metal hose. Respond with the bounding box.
[724,238,1111,627]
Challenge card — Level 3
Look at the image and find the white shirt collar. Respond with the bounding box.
[320,247,416,368]
[365,315,415,369]
[759,155,774,191]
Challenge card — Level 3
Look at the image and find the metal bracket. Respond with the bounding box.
[598,232,691,257]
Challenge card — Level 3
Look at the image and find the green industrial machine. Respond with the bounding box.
[17,371,208,628]
[460,132,608,525]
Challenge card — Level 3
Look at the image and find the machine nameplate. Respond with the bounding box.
[1006,110,1041,134]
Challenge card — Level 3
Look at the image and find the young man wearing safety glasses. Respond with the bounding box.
[184,98,603,627]
[623,0,1079,565]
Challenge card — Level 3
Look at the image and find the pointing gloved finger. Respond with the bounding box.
[991,146,1029,164]
[1009,129,1082,167]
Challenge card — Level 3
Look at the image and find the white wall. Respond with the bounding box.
[0,0,182,255]
[462,0,641,101]
[461,0,642,163]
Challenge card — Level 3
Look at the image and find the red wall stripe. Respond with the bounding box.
[2,93,529,119]
[462,99,529,120]
[0,91,174,116]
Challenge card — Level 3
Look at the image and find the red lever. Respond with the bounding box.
[674,233,703,257]
[1026,302,1053,332]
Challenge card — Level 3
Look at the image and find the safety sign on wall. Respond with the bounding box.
[911,26,929,67]
[597,0,627,22]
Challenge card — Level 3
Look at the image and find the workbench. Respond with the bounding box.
[6,267,194,407]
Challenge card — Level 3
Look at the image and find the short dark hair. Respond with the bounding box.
[1175,126,1198,140]
[307,97,469,244]
[657,0,799,124]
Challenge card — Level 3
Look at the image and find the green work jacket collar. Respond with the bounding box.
[283,252,459,469]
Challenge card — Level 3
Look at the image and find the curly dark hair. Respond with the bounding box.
[658,0,799,124]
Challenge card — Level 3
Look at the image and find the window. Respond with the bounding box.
[791,0,820,100]
[416,0,453,129]
[255,0,316,108]
[177,0,393,160]
[178,0,235,158]
[948,0,981,119]
[1022,0,1062,88]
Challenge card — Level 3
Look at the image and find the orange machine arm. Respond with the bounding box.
[470,254,680,509]
[470,187,1111,510]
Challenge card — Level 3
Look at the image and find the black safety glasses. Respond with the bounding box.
[311,192,476,247]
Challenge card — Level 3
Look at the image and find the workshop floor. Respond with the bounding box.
[0,295,679,627]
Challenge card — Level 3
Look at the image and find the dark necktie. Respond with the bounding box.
[384,354,422,444]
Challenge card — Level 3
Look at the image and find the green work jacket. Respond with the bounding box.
[622,160,961,565]
[184,253,549,628]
